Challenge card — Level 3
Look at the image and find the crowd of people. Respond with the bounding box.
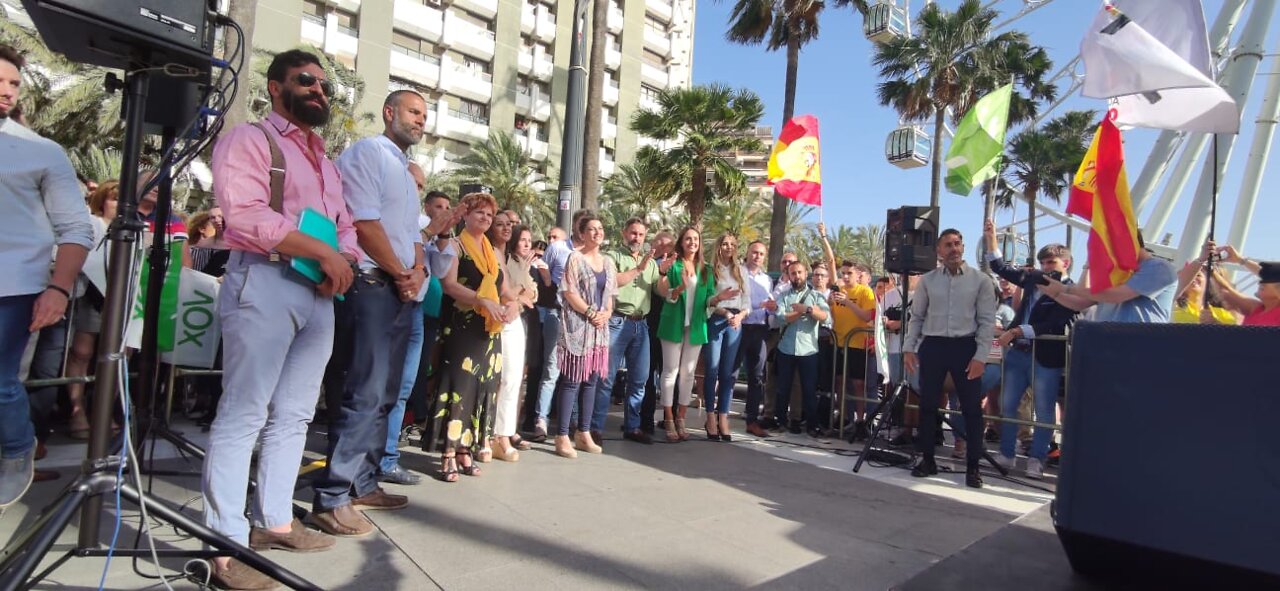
[4,45,1280,590]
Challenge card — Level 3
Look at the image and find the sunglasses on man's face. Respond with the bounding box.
[293,72,334,98]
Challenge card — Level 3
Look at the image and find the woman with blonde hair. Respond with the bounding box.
[423,193,521,481]
[702,233,747,441]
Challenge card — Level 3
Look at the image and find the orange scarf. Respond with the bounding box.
[459,230,502,334]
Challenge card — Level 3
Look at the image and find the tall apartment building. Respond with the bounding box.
[249,0,696,179]
[728,125,775,198]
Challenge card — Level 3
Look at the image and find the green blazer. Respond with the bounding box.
[657,259,715,345]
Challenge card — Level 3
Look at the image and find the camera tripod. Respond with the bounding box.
[852,273,1009,479]
[0,69,319,591]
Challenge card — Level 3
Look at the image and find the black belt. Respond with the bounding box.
[359,268,396,284]
[722,308,742,315]
[614,311,646,321]
[1012,340,1033,353]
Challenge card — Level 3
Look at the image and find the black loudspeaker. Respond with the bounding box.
[21,0,216,74]
[1055,322,1280,588]
[143,74,207,135]
[884,205,938,275]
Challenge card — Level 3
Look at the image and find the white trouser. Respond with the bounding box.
[494,317,526,437]
[660,330,702,408]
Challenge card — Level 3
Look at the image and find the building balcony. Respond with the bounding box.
[605,43,621,70]
[639,94,660,113]
[603,81,619,106]
[515,90,552,121]
[600,150,616,177]
[640,62,668,88]
[532,53,554,81]
[300,16,325,45]
[516,131,550,161]
[443,12,496,60]
[521,3,535,34]
[453,0,498,19]
[643,26,671,57]
[647,0,673,23]
[393,0,444,42]
[438,107,490,144]
[518,51,534,75]
[425,102,440,135]
[439,60,494,103]
[328,29,359,59]
[602,116,618,140]
[534,8,557,42]
[389,49,441,88]
[335,0,361,12]
[607,2,623,34]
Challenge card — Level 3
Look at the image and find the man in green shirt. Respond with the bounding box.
[596,218,659,444]
[771,261,832,438]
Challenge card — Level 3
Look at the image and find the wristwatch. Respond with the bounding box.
[436,232,453,240]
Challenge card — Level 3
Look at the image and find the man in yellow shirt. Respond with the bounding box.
[831,261,877,440]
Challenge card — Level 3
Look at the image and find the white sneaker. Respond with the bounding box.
[1025,457,1044,480]
[995,454,1015,471]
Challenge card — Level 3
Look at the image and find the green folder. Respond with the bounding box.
[292,208,342,295]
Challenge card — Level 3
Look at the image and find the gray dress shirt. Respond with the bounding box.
[0,118,95,297]
[336,135,422,272]
[903,262,998,362]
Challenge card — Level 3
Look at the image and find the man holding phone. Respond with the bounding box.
[982,220,1078,479]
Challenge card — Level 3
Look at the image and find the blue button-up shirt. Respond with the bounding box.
[743,265,773,325]
[336,134,422,272]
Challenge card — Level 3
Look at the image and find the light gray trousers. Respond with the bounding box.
[202,252,334,544]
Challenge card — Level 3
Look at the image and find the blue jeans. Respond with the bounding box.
[774,352,819,429]
[381,305,424,473]
[595,316,650,432]
[703,315,743,415]
[999,347,1063,461]
[535,306,561,420]
[0,294,37,458]
[313,276,414,512]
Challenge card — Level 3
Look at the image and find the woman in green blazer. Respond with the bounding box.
[656,227,734,442]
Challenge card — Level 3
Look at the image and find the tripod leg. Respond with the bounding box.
[938,414,1009,477]
[853,381,907,473]
[117,483,322,591]
[0,484,89,591]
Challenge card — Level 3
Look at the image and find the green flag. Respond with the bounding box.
[944,84,1013,196]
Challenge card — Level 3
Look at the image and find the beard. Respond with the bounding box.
[389,116,423,147]
[283,87,330,127]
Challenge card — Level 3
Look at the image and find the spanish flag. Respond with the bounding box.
[1067,115,1141,293]
[767,115,822,206]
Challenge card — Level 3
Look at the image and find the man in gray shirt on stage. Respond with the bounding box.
[904,228,997,488]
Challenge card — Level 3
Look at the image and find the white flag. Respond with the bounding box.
[1080,0,1238,133]
[160,268,222,369]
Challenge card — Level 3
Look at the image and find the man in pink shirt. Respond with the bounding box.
[202,49,357,591]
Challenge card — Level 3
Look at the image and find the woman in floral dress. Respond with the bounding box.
[423,192,521,481]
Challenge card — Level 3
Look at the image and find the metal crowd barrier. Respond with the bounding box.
[835,330,1071,438]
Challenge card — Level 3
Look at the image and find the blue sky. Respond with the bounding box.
[690,0,1280,269]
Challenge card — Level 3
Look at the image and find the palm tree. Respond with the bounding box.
[724,0,868,271]
[849,223,886,275]
[704,191,770,244]
[997,110,1097,257]
[872,0,1056,209]
[455,131,550,226]
[629,84,765,227]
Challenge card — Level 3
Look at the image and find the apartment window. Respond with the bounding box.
[389,77,431,96]
[603,146,616,162]
[640,84,661,103]
[392,31,441,64]
[302,0,326,25]
[642,49,666,67]
[516,76,531,96]
[606,106,618,125]
[336,9,359,35]
[453,98,490,124]
[608,34,621,52]
[455,9,497,38]
[535,125,549,142]
[644,16,666,33]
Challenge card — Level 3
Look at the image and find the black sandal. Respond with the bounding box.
[457,449,482,477]
[439,453,459,483]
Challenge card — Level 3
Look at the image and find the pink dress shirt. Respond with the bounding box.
[211,111,358,258]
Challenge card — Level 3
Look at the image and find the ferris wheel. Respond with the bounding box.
[862,0,1278,265]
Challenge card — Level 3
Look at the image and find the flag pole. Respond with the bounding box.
[1207,133,1219,281]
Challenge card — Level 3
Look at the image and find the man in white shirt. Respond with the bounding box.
[0,45,93,510]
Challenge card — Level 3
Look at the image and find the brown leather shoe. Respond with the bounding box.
[352,487,408,511]
[746,422,771,438]
[308,504,373,537]
[210,558,280,590]
[250,519,335,553]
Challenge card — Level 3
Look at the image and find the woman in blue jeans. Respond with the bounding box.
[703,234,748,441]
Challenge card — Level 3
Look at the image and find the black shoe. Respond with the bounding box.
[984,427,1000,443]
[760,417,779,430]
[966,467,983,488]
[853,420,869,442]
[889,433,915,447]
[910,457,938,478]
[623,430,653,445]
[788,421,803,435]
[528,426,548,443]
[377,464,422,486]
[806,427,824,439]
[590,430,604,448]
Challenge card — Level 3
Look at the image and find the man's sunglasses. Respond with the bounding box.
[293,72,334,98]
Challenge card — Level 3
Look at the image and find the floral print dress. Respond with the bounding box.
[421,240,504,454]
